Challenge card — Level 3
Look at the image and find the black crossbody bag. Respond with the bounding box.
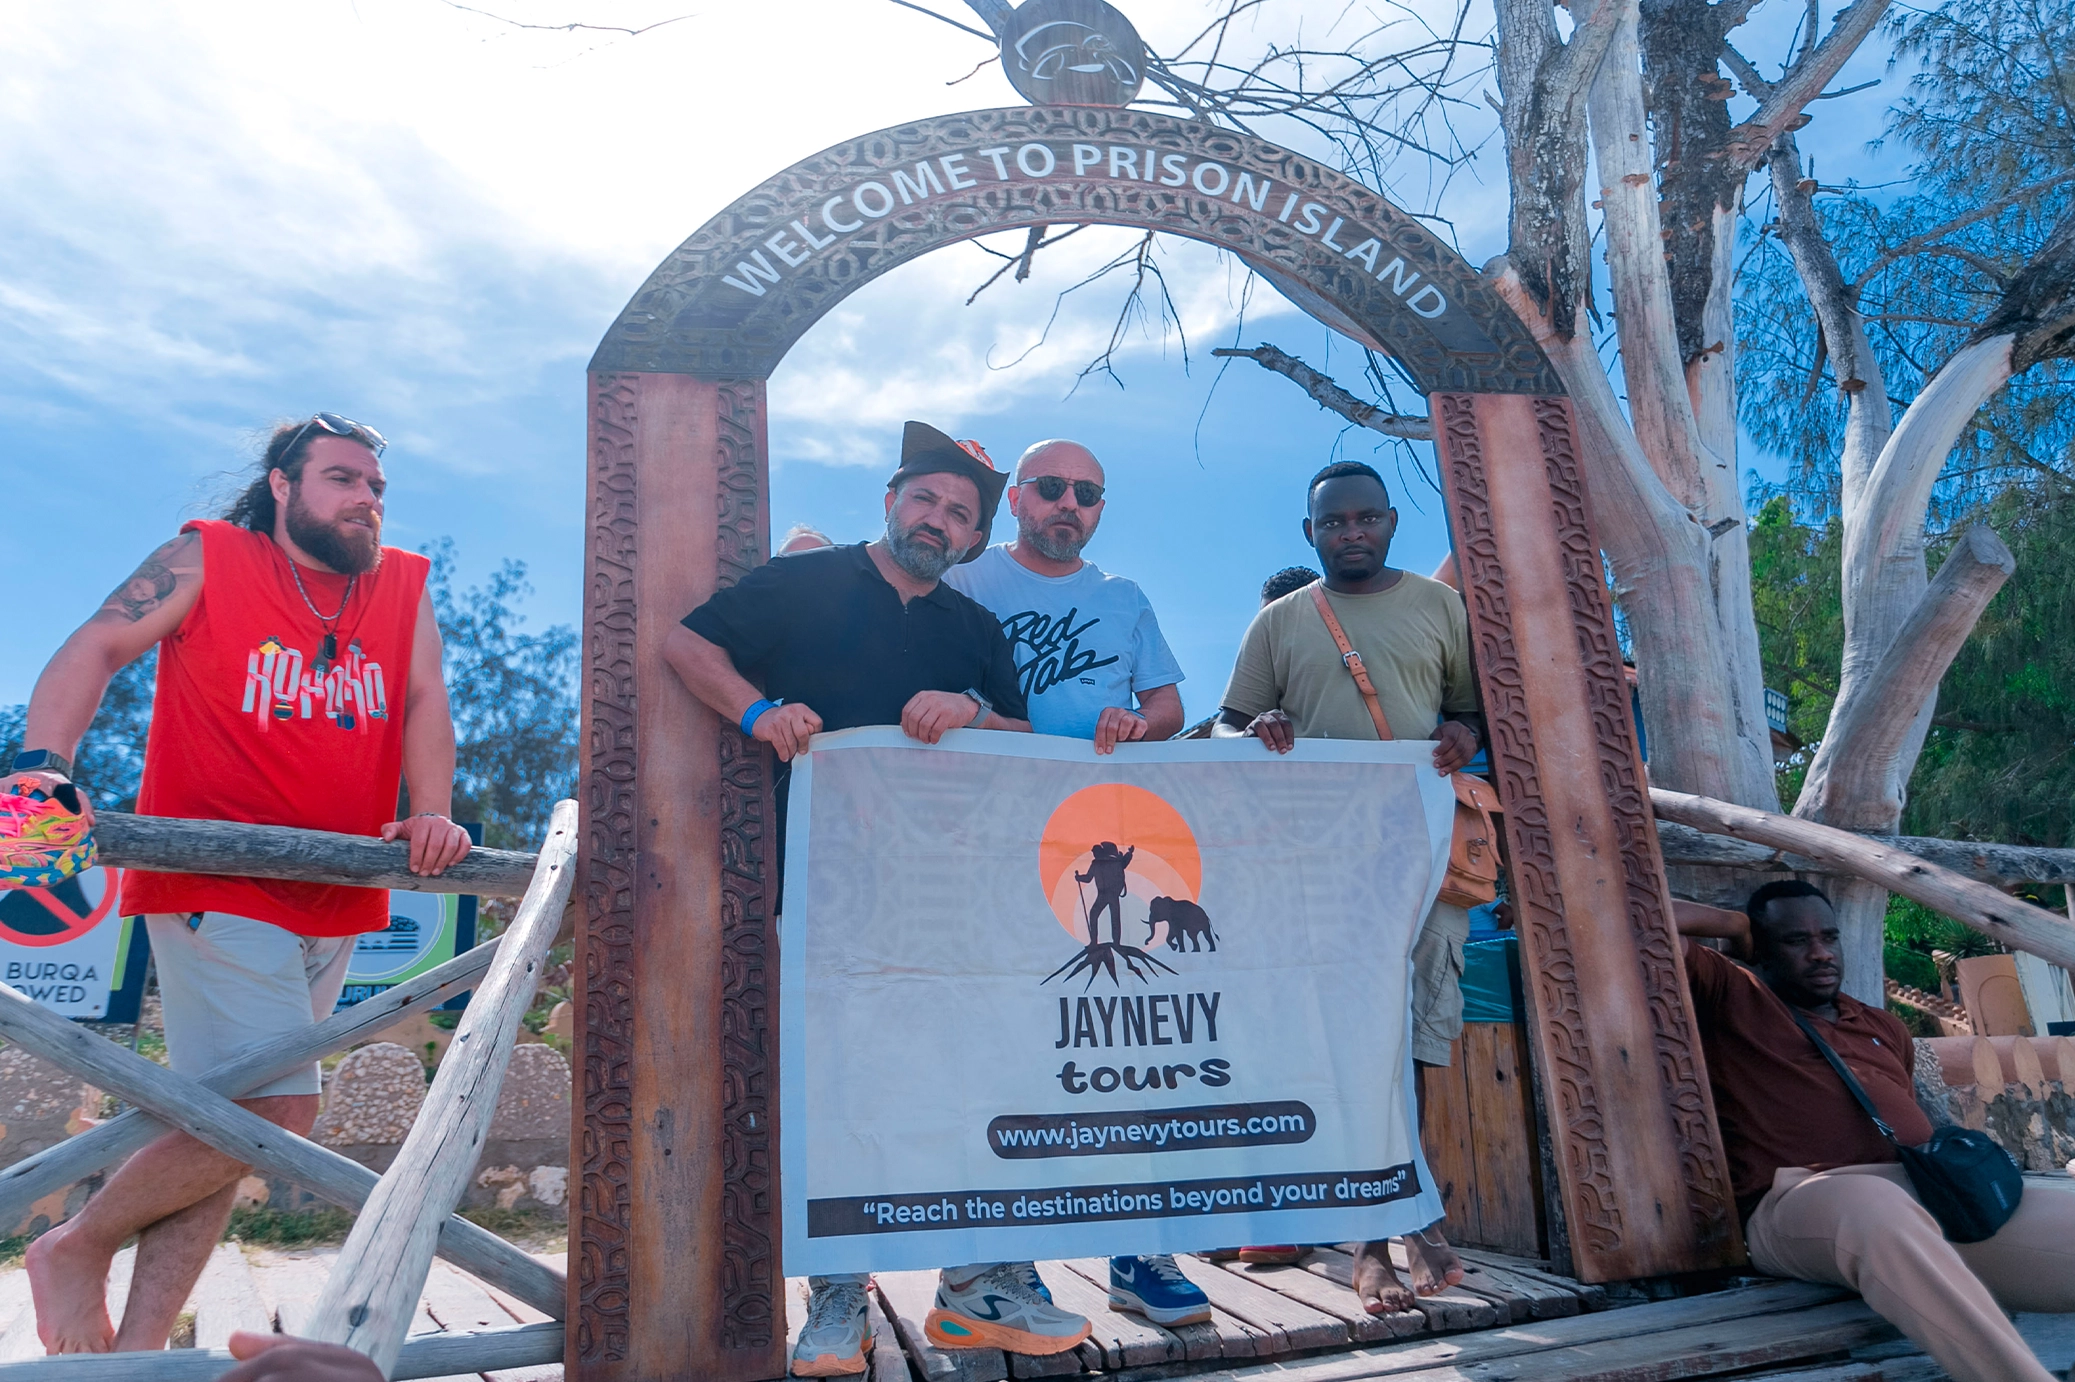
[1789,1008,2023,1243]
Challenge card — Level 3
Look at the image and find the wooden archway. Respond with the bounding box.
[574,104,1741,1382]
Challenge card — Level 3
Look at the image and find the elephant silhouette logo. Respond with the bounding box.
[1146,897,1216,953]
[1037,785,1216,988]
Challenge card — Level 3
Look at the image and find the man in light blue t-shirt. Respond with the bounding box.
[946,439,1184,750]
[944,438,1205,1327]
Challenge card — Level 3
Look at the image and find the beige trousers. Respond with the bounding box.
[1744,1163,2075,1382]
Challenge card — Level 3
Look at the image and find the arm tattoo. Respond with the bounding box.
[99,535,193,623]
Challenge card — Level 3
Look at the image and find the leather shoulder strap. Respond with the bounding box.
[1309,585,1392,740]
[1788,1007,1899,1142]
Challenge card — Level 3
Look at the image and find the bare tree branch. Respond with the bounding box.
[962,225,1086,306]
[893,0,997,42]
[1724,0,1893,168]
[1209,344,1434,439]
[433,0,693,37]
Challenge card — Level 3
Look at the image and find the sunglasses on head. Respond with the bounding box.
[287,411,388,458]
[1020,475,1105,506]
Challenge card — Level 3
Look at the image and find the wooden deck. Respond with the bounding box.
[15,1240,2075,1379]
[795,1248,1964,1382]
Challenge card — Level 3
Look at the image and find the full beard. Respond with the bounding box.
[885,516,960,582]
[286,490,382,575]
[1022,513,1088,563]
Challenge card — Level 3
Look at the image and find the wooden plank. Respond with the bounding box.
[1371,1299,1894,1381]
[0,938,498,1232]
[1719,1361,1944,1382]
[302,801,579,1375]
[95,811,538,898]
[1007,1342,1084,1377]
[1457,1025,1543,1259]
[869,1289,912,1382]
[1173,1255,1348,1352]
[1034,1258,1181,1370]
[874,1269,1009,1382]
[1209,1261,1421,1343]
[190,1242,273,1351]
[1106,1280,1851,1382]
[1417,1056,1478,1247]
[0,1321,564,1380]
[1451,1250,1605,1312]
[1305,1248,1500,1334]
[1446,1258,1575,1322]
[1054,1257,1250,1362]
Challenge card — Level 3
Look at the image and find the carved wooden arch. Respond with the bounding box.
[575,105,1740,1382]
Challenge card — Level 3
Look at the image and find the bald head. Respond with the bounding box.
[1015,439,1104,484]
[1009,439,1107,566]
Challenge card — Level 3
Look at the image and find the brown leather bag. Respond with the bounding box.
[1308,585,1500,907]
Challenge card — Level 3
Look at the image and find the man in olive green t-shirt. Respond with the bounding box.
[1215,460,1485,1317]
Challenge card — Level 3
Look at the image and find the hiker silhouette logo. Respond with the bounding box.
[1037,783,1215,987]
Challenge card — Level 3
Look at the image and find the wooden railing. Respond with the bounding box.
[0,801,578,1379]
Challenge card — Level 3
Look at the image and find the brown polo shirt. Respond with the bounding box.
[1682,941,1933,1218]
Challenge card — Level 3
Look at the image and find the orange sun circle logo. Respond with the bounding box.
[1037,784,1202,950]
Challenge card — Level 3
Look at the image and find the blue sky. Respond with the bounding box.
[0,0,1897,724]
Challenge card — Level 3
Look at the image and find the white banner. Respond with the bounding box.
[781,728,1456,1275]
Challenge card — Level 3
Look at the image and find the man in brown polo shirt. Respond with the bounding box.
[1677,881,2075,1382]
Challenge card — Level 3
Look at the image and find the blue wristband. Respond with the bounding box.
[740,698,782,735]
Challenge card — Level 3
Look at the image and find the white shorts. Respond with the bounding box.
[144,913,357,1099]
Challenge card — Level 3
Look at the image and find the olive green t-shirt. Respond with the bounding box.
[1220,573,1477,740]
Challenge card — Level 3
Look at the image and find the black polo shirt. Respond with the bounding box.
[681,542,1029,885]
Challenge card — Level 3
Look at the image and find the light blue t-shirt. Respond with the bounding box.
[944,544,1184,739]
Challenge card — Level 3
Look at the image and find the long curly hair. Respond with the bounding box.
[221,421,326,533]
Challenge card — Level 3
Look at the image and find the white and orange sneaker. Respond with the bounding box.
[925,1264,1091,1355]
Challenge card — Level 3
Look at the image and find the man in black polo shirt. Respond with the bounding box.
[665,421,1093,1377]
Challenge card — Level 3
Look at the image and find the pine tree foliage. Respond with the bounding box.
[1738,0,2074,520]
[424,540,579,851]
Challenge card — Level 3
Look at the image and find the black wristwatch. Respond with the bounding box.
[962,688,993,728]
[9,750,73,779]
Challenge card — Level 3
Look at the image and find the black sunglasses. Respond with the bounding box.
[1020,475,1105,506]
[287,411,388,458]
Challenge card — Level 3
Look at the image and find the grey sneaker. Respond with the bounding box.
[925,1264,1091,1355]
[792,1276,870,1376]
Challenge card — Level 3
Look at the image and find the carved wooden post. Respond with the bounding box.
[575,372,782,1381]
[1433,392,1741,1275]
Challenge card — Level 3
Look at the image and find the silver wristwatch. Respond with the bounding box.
[962,687,993,728]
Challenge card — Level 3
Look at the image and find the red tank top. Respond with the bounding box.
[123,520,430,936]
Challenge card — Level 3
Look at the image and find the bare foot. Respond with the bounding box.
[1350,1240,1416,1314]
[1403,1227,1464,1297]
[25,1219,116,1354]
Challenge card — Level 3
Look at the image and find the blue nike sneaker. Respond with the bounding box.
[1108,1254,1212,1326]
[1014,1262,1054,1304]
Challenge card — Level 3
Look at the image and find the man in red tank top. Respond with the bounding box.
[3,414,472,1354]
